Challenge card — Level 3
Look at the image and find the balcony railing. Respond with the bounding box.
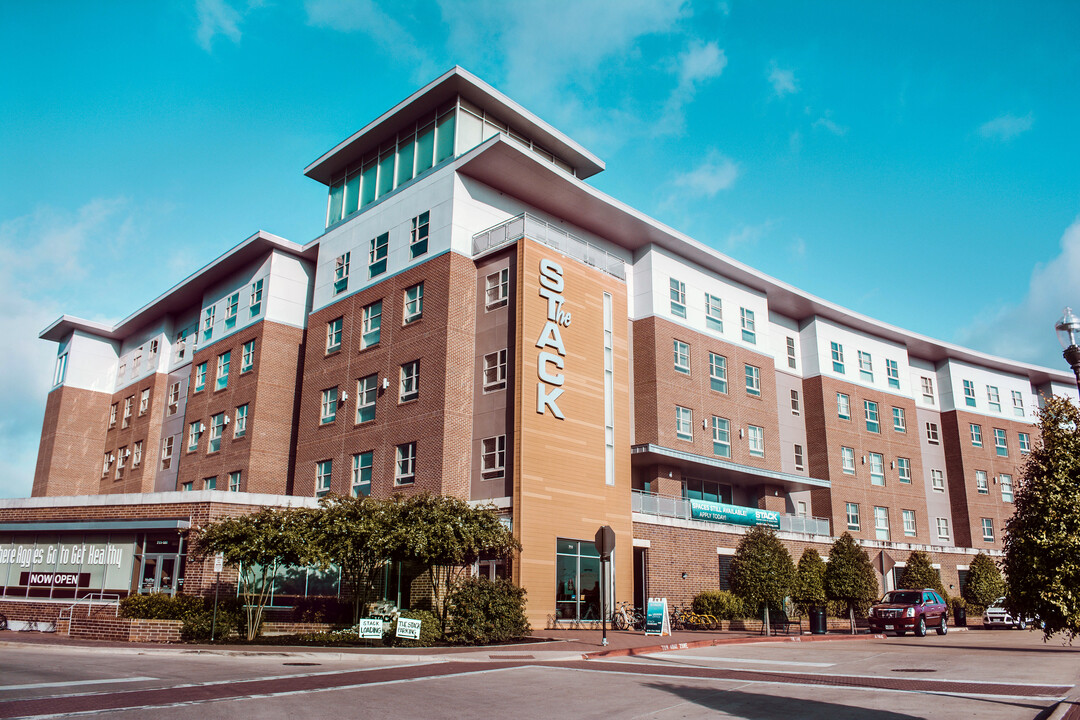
[472,213,626,280]
[632,490,831,537]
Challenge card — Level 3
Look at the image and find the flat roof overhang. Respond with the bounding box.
[304,66,605,186]
[0,519,190,533]
[40,231,316,343]
[631,443,830,494]
[457,138,1073,386]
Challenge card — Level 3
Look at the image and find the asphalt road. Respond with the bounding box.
[0,629,1077,719]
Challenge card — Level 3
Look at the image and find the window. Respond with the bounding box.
[790,389,800,415]
[864,400,879,433]
[102,452,111,477]
[740,307,756,343]
[886,359,900,389]
[705,293,723,331]
[320,388,338,424]
[202,305,215,340]
[794,444,805,471]
[208,413,224,452]
[132,441,142,467]
[326,317,343,353]
[182,482,193,492]
[395,442,416,484]
[234,404,248,438]
[846,502,860,530]
[903,509,917,537]
[482,435,507,478]
[403,282,424,324]
[1019,432,1030,454]
[368,232,388,277]
[133,354,141,375]
[195,362,207,392]
[361,300,382,348]
[225,292,239,327]
[712,416,730,458]
[869,453,885,486]
[149,339,158,357]
[215,351,230,391]
[486,269,509,309]
[831,342,845,373]
[709,353,727,393]
[936,517,950,541]
[673,340,690,374]
[400,360,420,402]
[316,460,332,497]
[1000,473,1013,502]
[204,477,216,491]
[874,506,890,541]
[897,457,911,483]
[356,374,377,422]
[242,340,255,372]
[250,279,263,317]
[139,388,150,415]
[1012,390,1025,417]
[53,353,68,386]
[333,252,350,294]
[786,337,797,369]
[175,331,188,361]
[982,518,995,542]
[841,446,855,474]
[166,382,180,416]
[976,470,989,494]
[669,278,686,318]
[483,349,507,392]
[675,406,693,441]
[970,423,982,446]
[837,393,850,420]
[931,469,944,492]
[229,471,241,492]
[188,421,202,452]
[797,501,807,517]
[921,376,935,404]
[351,452,372,497]
[994,428,1008,457]
[160,436,174,470]
[858,351,873,381]
[987,385,1001,412]
[109,403,117,427]
[926,422,940,444]
[892,406,906,432]
[684,478,732,503]
[122,396,133,428]
[410,211,430,258]
[745,364,760,397]
[748,425,765,457]
[963,379,977,407]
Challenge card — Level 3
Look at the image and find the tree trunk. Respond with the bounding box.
[764,606,771,636]
[848,605,856,635]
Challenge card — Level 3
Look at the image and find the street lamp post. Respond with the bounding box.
[1054,307,1080,398]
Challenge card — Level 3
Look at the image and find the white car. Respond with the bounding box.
[983,597,1034,629]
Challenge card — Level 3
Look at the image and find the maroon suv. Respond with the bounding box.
[868,588,948,637]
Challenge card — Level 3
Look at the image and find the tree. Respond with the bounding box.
[729,526,795,635]
[189,507,315,640]
[825,532,879,634]
[898,550,946,597]
[1004,395,1080,643]
[792,548,827,615]
[963,552,1005,613]
[381,493,521,630]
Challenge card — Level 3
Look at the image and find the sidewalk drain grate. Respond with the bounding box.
[891,668,937,673]
[283,662,322,666]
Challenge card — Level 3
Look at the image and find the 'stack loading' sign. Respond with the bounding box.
[536,259,570,420]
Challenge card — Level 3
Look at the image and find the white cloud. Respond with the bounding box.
[957,217,1080,369]
[304,0,434,75]
[723,220,775,251]
[195,0,243,51]
[768,62,797,97]
[657,39,727,135]
[672,151,739,197]
[812,113,848,136]
[978,112,1034,141]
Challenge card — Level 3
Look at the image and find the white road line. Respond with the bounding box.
[0,678,157,692]
[650,654,834,667]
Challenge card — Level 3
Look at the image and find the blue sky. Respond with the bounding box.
[2,1,1078,498]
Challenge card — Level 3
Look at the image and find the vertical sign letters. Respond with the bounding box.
[536,259,570,419]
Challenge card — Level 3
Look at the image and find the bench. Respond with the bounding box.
[762,609,802,636]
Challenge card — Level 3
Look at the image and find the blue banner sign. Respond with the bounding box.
[689,499,780,529]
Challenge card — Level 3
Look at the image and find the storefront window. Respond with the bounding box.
[556,538,600,621]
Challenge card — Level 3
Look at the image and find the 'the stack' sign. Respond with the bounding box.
[536,258,570,420]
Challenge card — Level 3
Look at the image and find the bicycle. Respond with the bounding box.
[611,601,643,630]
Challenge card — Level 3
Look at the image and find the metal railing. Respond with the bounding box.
[472,213,626,280]
[632,490,831,536]
[57,592,122,634]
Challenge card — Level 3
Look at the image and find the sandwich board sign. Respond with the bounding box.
[396,617,422,640]
[358,618,383,639]
[644,597,671,636]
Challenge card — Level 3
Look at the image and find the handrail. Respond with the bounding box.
[58,592,122,634]
[472,212,627,280]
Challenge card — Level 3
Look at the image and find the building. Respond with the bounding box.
[3,67,1074,629]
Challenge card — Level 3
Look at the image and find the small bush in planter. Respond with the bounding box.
[385,609,443,647]
[445,577,530,645]
[691,590,746,620]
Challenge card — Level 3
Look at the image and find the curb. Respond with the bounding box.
[582,632,889,659]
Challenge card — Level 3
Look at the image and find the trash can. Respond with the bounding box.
[809,606,827,635]
[953,606,966,627]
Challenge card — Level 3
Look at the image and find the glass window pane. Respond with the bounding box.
[396,136,415,186]
[415,123,435,174]
[344,170,361,217]
[328,179,344,225]
[377,150,395,198]
[435,110,456,163]
[360,160,377,207]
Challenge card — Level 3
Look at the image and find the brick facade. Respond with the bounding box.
[33,386,111,497]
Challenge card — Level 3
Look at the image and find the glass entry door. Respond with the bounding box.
[139,554,178,594]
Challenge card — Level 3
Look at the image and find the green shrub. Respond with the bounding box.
[792,548,827,615]
[445,577,530,645]
[385,609,442,647]
[291,597,353,625]
[962,553,1005,614]
[898,551,946,597]
[120,592,202,620]
[692,590,747,620]
[119,593,243,643]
